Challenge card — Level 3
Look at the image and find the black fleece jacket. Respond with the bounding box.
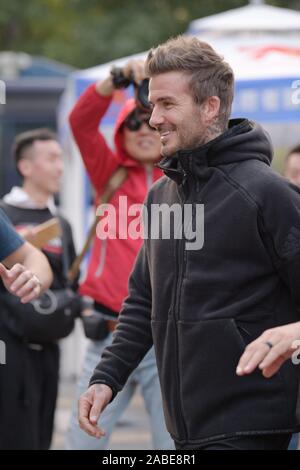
[90,118,300,447]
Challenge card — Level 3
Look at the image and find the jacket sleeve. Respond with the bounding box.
[69,84,119,192]
[258,178,300,312]
[89,240,153,398]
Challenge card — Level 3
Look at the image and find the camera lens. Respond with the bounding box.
[137,79,150,109]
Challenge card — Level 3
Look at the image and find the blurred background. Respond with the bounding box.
[0,0,299,449]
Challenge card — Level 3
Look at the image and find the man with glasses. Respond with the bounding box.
[66,60,173,450]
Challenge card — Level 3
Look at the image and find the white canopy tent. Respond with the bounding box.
[188,2,300,35]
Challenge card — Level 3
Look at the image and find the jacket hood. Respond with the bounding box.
[158,119,273,179]
[206,118,273,167]
[113,98,141,167]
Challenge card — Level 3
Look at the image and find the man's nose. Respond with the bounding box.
[149,107,163,129]
[57,159,64,174]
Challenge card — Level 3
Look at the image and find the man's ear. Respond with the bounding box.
[18,158,32,178]
[202,96,221,123]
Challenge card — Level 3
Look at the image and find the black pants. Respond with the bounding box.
[175,433,292,450]
[0,324,59,449]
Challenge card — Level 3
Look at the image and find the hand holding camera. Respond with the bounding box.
[122,59,146,85]
[95,59,150,110]
[111,59,150,110]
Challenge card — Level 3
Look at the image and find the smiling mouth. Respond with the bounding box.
[160,131,171,142]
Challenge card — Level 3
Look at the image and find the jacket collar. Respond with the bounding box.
[156,118,269,184]
[3,187,57,213]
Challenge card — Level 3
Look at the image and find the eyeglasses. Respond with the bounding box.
[124,111,155,132]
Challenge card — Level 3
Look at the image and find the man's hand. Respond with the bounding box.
[78,384,113,438]
[122,59,147,85]
[0,262,43,303]
[236,322,300,378]
[95,59,146,97]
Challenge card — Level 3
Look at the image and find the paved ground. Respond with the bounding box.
[51,379,152,450]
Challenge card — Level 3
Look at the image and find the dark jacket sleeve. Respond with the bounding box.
[89,240,153,398]
[258,177,300,312]
[58,215,79,289]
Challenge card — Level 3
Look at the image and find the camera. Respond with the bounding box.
[110,66,150,110]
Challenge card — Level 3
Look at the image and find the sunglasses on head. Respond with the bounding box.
[124,110,155,132]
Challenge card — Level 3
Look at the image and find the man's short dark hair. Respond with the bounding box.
[284,145,300,170]
[13,128,57,167]
[286,145,300,157]
[145,35,234,129]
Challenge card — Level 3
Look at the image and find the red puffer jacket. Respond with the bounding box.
[69,84,162,313]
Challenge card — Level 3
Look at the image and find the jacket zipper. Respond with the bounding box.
[171,171,189,441]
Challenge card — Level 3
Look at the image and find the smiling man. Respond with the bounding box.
[78,36,300,450]
[149,75,225,157]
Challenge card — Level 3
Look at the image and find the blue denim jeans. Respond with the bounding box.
[288,433,299,450]
[65,334,174,449]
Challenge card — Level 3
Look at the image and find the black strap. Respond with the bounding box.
[56,214,71,286]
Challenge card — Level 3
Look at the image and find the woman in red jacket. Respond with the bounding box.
[66,59,173,449]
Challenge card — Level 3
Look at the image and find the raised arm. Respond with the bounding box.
[69,79,119,192]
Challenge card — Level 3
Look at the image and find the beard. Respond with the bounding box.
[162,129,207,157]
